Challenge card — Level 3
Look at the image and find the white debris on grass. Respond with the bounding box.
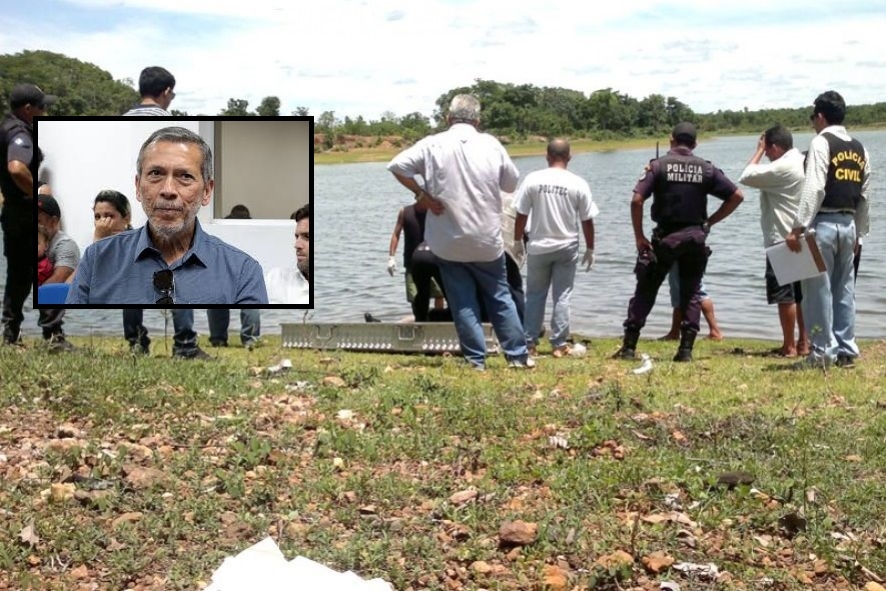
[632,354,653,374]
[205,537,394,591]
[672,561,719,580]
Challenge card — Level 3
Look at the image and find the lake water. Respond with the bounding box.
[5,131,884,342]
[312,130,885,341]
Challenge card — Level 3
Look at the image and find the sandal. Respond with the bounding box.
[552,345,572,358]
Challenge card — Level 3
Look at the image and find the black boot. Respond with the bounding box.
[673,330,697,362]
[614,328,640,359]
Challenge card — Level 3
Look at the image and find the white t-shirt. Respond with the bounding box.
[265,267,309,304]
[514,166,598,255]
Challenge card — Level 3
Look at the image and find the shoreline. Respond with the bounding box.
[314,136,660,165]
[314,125,886,165]
[15,327,872,347]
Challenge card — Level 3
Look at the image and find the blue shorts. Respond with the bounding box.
[668,263,709,308]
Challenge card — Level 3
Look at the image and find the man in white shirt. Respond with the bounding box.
[739,125,809,358]
[266,203,310,304]
[513,139,598,357]
[387,94,530,370]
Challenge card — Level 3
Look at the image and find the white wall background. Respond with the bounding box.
[36,119,304,275]
[215,119,311,219]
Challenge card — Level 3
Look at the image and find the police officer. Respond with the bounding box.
[785,91,871,368]
[615,122,743,362]
[1,83,56,345]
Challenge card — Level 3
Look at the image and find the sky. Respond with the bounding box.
[3,0,886,121]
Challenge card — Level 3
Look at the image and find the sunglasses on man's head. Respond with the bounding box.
[153,270,174,304]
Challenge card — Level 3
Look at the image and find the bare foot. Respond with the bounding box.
[769,345,798,358]
[707,331,724,341]
[659,332,679,341]
[797,341,811,356]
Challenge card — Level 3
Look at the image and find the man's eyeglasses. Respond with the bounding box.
[153,270,174,304]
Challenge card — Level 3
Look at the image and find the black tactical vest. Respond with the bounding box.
[0,114,35,209]
[650,152,714,228]
[821,132,865,211]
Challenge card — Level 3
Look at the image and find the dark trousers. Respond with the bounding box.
[2,208,65,342]
[206,308,260,345]
[123,308,196,354]
[479,254,525,324]
[2,207,32,342]
[853,244,861,283]
[505,253,525,324]
[411,248,446,322]
[624,226,709,335]
[38,307,66,339]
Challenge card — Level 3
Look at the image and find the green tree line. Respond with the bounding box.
[432,79,886,139]
[4,51,885,143]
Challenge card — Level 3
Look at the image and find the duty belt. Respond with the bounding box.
[654,223,704,238]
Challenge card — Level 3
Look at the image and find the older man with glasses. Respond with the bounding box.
[66,126,267,305]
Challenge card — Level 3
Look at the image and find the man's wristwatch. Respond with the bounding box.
[414,190,426,202]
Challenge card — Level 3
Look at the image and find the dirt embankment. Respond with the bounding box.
[313,134,405,152]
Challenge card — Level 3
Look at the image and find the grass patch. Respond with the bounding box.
[0,335,884,590]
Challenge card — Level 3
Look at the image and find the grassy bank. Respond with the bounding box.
[1,336,884,590]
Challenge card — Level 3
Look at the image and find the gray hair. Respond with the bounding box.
[136,126,213,184]
[448,94,481,123]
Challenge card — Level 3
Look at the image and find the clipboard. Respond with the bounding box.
[765,230,827,286]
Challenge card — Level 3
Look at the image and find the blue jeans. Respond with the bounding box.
[800,213,858,363]
[437,256,528,368]
[524,244,577,348]
[123,308,197,354]
[207,309,261,346]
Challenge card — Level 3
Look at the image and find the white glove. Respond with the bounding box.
[582,249,595,272]
[511,240,525,261]
[387,256,397,276]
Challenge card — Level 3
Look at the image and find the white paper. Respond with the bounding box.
[765,230,826,286]
[205,537,394,591]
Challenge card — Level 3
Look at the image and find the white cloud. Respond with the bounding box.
[3,0,886,118]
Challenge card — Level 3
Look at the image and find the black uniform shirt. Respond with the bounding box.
[633,146,737,226]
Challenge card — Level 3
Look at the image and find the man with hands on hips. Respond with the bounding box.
[387,93,530,370]
[614,122,743,363]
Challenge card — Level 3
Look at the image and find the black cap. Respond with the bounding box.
[37,195,61,218]
[9,83,57,110]
[672,122,697,144]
